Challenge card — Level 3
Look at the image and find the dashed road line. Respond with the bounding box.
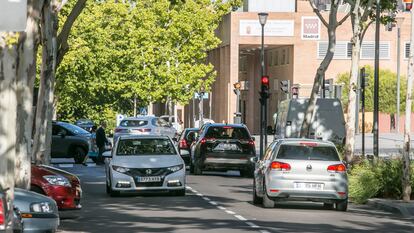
[187,186,270,233]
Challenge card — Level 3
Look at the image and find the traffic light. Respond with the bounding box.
[280,80,290,94]
[260,76,270,99]
[404,0,413,11]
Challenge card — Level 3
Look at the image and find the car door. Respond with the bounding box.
[52,125,67,157]
[255,141,277,196]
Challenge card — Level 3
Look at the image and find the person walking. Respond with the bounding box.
[96,121,108,165]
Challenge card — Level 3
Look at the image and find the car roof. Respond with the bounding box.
[121,116,157,121]
[204,123,247,128]
[276,138,335,146]
[118,134,171,140]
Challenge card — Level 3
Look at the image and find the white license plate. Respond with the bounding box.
[136,176,162,182]
[294,182,324,190]
[214,143,239,151]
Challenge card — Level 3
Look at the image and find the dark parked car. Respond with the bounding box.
[178,128,199,165]
[74,119,95,132]
[31,165,82,211]
[52,121,92,164]
[190,124,256,177]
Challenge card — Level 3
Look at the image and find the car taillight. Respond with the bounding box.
[327,164,346,173]
[179,139,188,149]
[200,138,215,144]
[0,200,4,226]
[270,161,291,171]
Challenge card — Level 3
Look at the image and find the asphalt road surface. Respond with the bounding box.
[56,163,414,233]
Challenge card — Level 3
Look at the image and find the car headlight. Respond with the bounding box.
[112,165,130,173]
[30,202,54,213]
[43,175,71,187]
[167,164,184,173]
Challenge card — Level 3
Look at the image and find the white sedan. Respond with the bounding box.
[104,135,186,196]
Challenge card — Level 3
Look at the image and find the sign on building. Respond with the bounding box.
[0,0,27,31]
[301,16,321,40]
[239,20,294,37]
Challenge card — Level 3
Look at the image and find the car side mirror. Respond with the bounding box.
[250,157,258,163]
[102,151,112,158]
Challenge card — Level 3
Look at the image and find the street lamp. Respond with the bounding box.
[258,12,268,159]
[373,0,380,158]
[396,16,405,133]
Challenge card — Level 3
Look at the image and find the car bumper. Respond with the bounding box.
[22,215,59,233]
[110,168,186,192]
[203,157,253,170]
[43,186,82,210]
[266,175,348,201]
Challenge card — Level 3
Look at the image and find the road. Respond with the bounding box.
[54,163,414,233]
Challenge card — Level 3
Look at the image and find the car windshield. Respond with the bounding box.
[116,138,176,156]
[120,120,148,127]
[60,123,90,135]
[76,119,93,125]
[205,126,250,140]
[276,144,340,161]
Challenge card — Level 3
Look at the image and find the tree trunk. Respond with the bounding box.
[344,15,362,163]
[0,34,18,225]
[300,3,339,137]
[15,0,44,189]
[32,1,57,165]
[402,7,414,202]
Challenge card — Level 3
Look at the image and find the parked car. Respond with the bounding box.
[0,185,23,233]
[104,135,186,197]
[113,116,177,143]
[252,139,348,211]
[74,119,95,132]
[177,128,199,165]
[52,121,92,164]
[14,188,59,233]
[30,165,82,210]
[190,123,256,177]
[160,115,183,134]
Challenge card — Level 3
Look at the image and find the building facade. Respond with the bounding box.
[184,0,412,134]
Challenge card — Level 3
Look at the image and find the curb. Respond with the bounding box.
[367,199,414,219]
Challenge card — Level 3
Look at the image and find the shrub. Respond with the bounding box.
[348,161,381,204]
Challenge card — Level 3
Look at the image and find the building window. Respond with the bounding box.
[318,41,390,60]
[275,50,279,66]
[281,49,286,65]
[360,42,390,59]
[405,42,411,59]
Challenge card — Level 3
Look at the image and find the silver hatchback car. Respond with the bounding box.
[252,139,348,211]
[104,135,186,196]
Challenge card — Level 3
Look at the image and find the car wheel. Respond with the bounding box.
[106,179,110,194]
[323,203,334,210]
[240,167,254,178]
[189,161,195,174]
[173,189,186,196]
[262,183,275,208]
[107,178,120,197]
[336,198,348,211]
[91,157,98,163]
[73,147,86,164]
[252,180,263,205]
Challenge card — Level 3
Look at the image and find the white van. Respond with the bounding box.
[274,98,346,145]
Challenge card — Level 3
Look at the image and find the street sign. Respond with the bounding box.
[194,92,209,99]
[116,114,125,127]
[0,0,27,31]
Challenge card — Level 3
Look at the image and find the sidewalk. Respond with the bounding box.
[367,199,414,219]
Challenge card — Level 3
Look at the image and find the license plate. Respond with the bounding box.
[136,176,162,182]
[294,182,324,190]
[214,143,239,151]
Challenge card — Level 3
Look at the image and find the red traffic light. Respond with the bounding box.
[261,76,269,86]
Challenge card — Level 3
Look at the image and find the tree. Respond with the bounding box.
[402,4,413,202]
[300,0,350,137]
[32,0,86,165]
[343,0,397,163]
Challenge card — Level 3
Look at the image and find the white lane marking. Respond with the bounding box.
[202,197,210,201]
[209,201,218,206]
[234,215,247,221]
[246,222,260,228]
[59,164,73,168]
[217,206,226,210]
[260,231,271,233]
[196,193,204,196]
[225,210,236,215]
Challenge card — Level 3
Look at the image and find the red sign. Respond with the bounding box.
[302,16,320,40]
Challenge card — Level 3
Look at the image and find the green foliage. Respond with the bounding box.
[348,159,414,204]
[337,66,408,114]
[56,0,238,122]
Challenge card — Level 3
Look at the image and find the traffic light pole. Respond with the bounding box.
[259,23,265,159]
[373,0,380,158]
[360,68,366,157]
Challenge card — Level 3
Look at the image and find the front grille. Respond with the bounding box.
[134,180,165,187]
[125,167,172,187]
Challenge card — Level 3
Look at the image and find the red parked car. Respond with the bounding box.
[30,165,82,210]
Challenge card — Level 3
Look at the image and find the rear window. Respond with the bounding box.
[120,120,148,127]
[276,144,340,161]
[60,123,90,135]
[116,138,176,156]
[205,126,250,140]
